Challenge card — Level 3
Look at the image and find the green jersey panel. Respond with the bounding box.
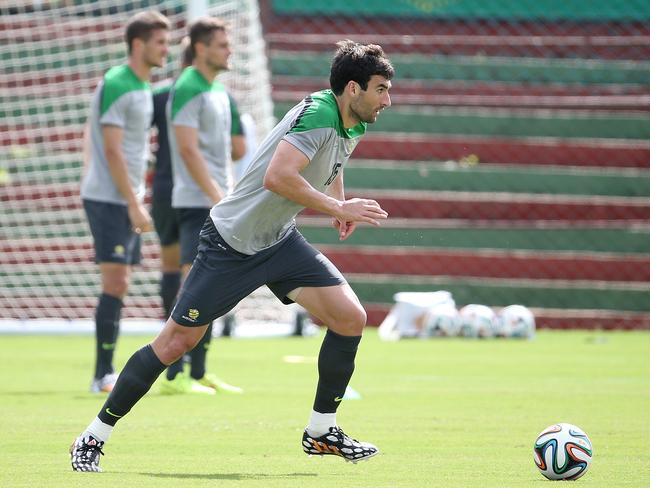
[100,65,149,115]
[288,89,366,138]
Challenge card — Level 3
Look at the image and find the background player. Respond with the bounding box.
[149,42,192,347]
[80,10,170,393]
[160,18,244,394]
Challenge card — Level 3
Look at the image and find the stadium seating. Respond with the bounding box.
[259,0,650,329]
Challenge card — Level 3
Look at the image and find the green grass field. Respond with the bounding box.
[1,330,649,487]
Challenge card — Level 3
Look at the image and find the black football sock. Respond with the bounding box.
[166,357,184,380]
[94,293,123,378]
[189,322,212,380]
[98,345,166,426]
[312,329,361,413]
[160,272,181,319]
[161,272,182,380]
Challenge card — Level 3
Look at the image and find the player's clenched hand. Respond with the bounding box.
[128,202,153,234]
[336,198,388,226]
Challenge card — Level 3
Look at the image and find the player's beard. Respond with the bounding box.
[350,100,381,124]
[144,51,165,69]
[208,57,229,72]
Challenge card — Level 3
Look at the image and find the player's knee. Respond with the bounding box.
[171,331,202,359]
[331,305,367,336]
[157,336,187,364]
[351,306,367,333]
[103,277,129,298]
[154,324,203,364]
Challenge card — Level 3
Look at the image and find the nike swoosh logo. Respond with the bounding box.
[334,396,343,402]
[105,408,123,418]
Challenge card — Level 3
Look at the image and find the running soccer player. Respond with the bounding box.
[80,10,170,394]
[71,39,393,472]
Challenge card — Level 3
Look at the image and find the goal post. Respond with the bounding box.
[0,0,290,334]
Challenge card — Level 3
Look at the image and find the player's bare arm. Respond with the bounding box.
[264,140,388,226]
[231,134,246,161]
[328,172,359,241]
[175,125,224,204]
[102,125,152,232]
[81,123,91,176]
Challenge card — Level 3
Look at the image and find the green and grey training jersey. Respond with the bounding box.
[210,89,366,255]
[80,65,152,205]
[168,67,236,208]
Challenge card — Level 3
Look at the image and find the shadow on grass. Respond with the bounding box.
[138,472,319,480]
[0,389,117,399]
[1,390,78,397]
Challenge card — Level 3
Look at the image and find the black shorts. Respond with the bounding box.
[83,199,142,265]
[151,197,179,247]
[177,207,210,265]
[171,219,346,327]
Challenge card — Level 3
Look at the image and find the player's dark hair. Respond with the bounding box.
[180,36,194,67]
[125,10,170,54]
[188,17,227,58]
[329,40,394,95]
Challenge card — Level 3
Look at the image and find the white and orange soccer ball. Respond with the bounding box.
[533,423,593,480]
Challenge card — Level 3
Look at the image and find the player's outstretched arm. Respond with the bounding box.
[263,140,388,227]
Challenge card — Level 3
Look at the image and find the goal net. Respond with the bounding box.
[0,0,293,334]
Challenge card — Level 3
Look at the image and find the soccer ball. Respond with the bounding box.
[533,423,593,480]
[458,304,497,338]
[423,303,460,337]
[498,304,535,338]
